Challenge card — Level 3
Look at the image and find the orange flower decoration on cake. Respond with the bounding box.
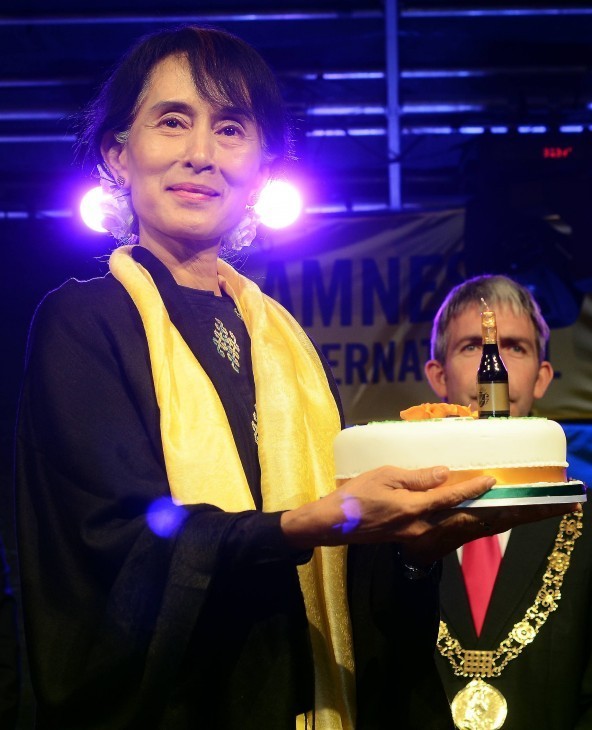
[400,403,478,421]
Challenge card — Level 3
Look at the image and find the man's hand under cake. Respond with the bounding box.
[280,465,577,561]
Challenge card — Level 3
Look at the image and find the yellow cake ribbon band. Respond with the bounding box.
[109,245,355,730]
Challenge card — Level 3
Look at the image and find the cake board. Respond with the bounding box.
[457,480,587,508]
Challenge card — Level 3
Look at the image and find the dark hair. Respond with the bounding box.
[79,25,292,173]
[430,274,550,363]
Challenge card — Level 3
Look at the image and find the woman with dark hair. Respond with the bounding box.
[14,25,567,730]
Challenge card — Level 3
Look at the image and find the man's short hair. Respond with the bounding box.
[431,274,550,364]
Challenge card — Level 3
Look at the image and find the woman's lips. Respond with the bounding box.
[168,184,220,201]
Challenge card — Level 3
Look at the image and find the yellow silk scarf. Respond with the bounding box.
[109,245,355,729]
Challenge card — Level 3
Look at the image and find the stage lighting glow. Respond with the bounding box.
[402,126,454,135]
[81,181,303,234]
[79,186,109,233]
[348,128,386,137]
[255,180,303,229]
[401,103,484,114]
[307,105,386,116]
[146,497,188,538]
[307,129,347,137]
[324,71,384,80]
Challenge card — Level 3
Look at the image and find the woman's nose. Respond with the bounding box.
[184,127,215,171]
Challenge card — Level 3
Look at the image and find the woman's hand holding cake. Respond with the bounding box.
[281,465,490,551]
[281,464,576,563]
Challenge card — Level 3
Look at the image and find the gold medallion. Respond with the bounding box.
[451,678,508,730]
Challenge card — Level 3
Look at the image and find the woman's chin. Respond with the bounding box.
[141,227,223,251]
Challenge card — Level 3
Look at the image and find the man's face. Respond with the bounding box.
[425,303,553,417]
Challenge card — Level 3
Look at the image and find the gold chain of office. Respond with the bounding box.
[438,506,583,676]
[437,507,583,730]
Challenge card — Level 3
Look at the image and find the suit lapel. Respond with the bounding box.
[440,551,478,644]
[440,517,562,649]
[478,516,561,646]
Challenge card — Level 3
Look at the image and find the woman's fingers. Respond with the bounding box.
[422,475,497,509]
[379,465,497,509]
[381,465,451,491]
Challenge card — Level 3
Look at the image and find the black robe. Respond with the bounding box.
[0,532,19,728]
[15,250,451,730]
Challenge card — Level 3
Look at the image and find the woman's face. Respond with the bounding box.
[111,54,269,249]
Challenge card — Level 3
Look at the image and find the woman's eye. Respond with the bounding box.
[162,117,183,129]
[219,124,243,137]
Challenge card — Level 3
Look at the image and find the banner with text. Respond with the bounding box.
[241,210,592,424]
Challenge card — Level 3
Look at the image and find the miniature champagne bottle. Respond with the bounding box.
[477,299,510,418]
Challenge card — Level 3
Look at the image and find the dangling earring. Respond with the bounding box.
[96,164,138,245]
[222,198,261,251]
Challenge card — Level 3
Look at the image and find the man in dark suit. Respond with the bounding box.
[424,274,592,730]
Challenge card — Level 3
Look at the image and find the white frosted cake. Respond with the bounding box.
[334,415,586,506]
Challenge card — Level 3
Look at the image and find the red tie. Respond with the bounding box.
[461,535,502,636]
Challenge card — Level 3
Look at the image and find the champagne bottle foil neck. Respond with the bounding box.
[481,308,497,344]
[482,310,496,327]
[482,325,497,345]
